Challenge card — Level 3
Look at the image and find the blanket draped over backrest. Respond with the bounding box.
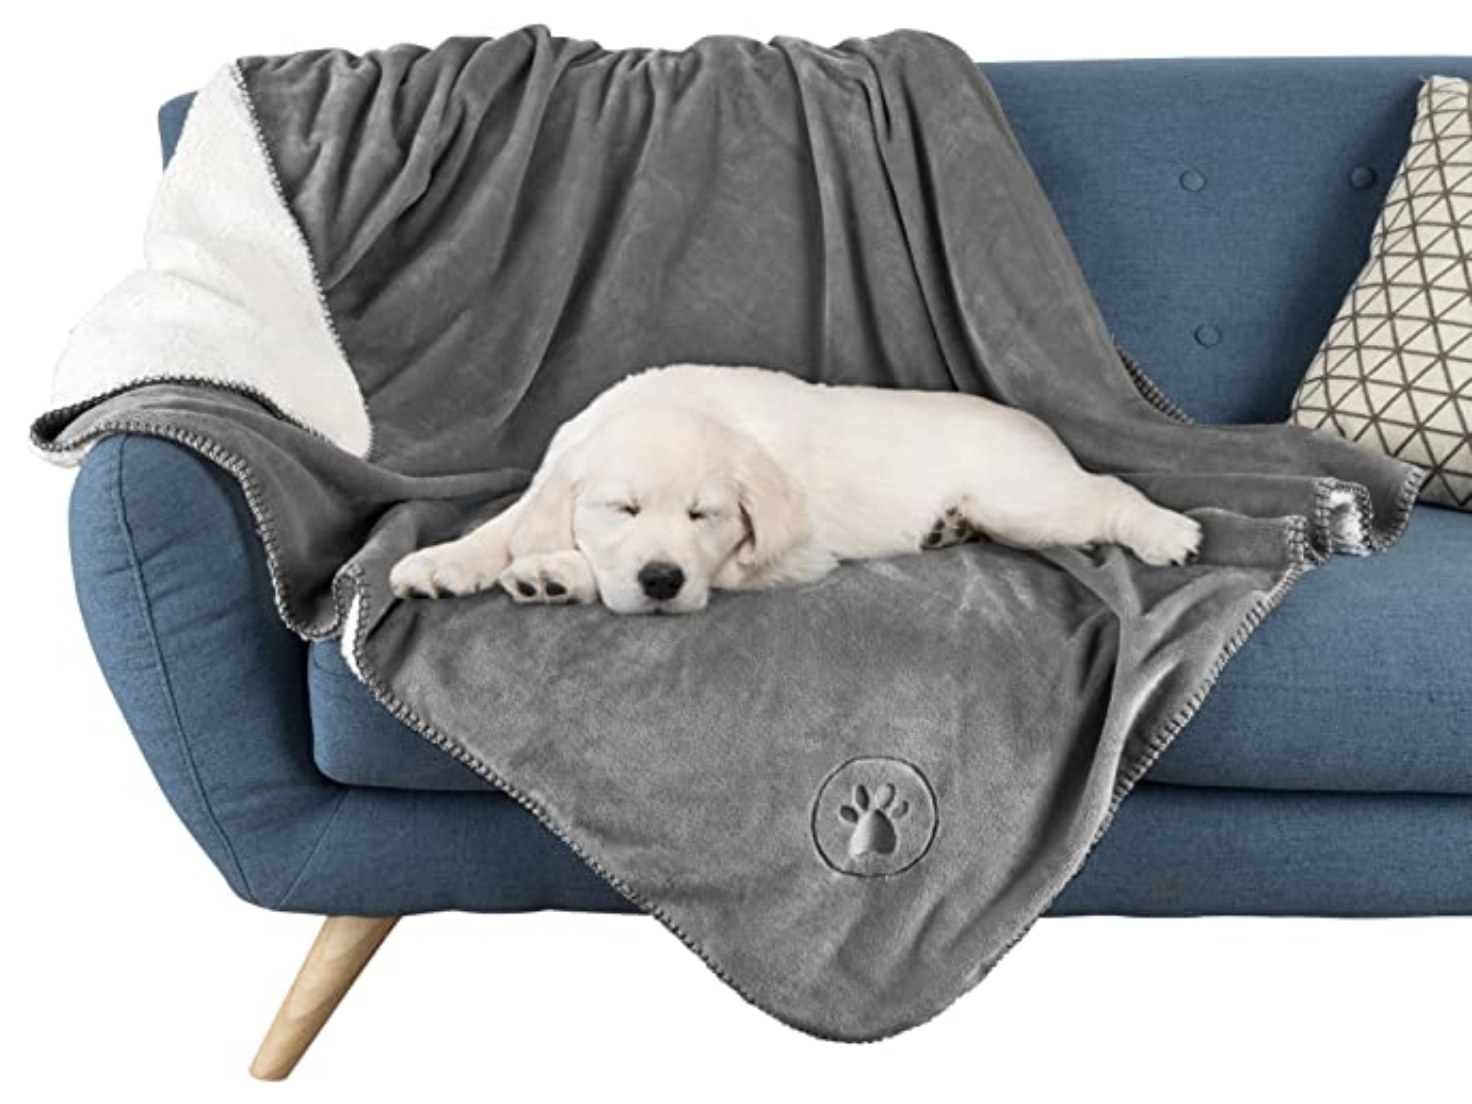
[32,26,1422,1039]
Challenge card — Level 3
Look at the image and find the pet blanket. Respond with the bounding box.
[32,26,1423,1039]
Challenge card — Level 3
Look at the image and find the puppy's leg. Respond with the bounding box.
[389,502,521,598]
[495,451,600,604]
[499,550,598,605]
[964,474,1201,567]
[712,544,839,591]
[1107,481,1203,566]
[393,420,591,602]
[1082,476,1201,566]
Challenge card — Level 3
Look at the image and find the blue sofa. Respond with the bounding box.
[67,56,1472,1076]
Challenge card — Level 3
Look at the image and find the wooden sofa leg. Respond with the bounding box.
[249,915,400,1081]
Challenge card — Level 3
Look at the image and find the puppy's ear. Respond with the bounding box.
[734,439,808,569]
[509,447,580,557]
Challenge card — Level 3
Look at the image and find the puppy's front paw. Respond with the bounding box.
[499,551,598,606]
[1128,509,1203,567]
[390,542,506,598]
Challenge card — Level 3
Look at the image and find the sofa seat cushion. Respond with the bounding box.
[309,504,1472,795]
[1148,502,1472,793]
[310,644,495,792]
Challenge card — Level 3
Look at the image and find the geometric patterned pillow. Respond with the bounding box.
[1290,75,1472,510]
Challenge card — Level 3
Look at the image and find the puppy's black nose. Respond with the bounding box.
[638,561,685,601]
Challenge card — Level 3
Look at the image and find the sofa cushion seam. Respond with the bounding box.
[275,787,350,910]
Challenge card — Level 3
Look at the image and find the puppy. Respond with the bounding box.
[389,364,1202,614]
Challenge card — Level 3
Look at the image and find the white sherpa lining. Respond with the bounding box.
[339,590,364,677]
[41,64,370,465]
[1326,484,1370,555]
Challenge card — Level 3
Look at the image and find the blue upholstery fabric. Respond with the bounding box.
[1051,784,1472,916]
[987,57,1472,423]
[64,59,1472,919]
[1152,505,1472,792]
[72,436,627,915]
[309,643,493,791]
[157,94,191,167]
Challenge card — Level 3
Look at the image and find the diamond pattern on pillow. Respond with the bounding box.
[1291,75,1472,510]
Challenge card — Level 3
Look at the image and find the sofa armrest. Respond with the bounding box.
[69,435,344,908]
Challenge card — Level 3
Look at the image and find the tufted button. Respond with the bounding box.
[1350,165,1378,190]
[1179,169,1207,192]
[1194,324,1221,348]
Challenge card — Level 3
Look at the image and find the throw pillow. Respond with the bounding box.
[1291,74,1472,510]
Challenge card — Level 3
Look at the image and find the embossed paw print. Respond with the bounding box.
[837,783,909,859]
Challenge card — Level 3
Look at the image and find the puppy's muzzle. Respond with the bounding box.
[638,561,685,601]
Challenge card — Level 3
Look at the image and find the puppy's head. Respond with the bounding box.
[545,404,805,614]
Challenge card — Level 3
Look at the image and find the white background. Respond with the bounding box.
[5,1,1469,1100]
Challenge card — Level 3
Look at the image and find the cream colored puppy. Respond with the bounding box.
[389,364,1202,614]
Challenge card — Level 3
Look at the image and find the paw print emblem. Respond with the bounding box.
[812,758,937,877]
[838,783,909,858]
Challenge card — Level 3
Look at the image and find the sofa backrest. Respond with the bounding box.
[157,55,1472,426]
[985,57,1472,423]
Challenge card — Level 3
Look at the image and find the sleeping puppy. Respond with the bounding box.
[389,364,1202,614]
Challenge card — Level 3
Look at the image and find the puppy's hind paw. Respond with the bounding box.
[499,551,598,606]
[1128,509,1203,567]
[920,505,985,550]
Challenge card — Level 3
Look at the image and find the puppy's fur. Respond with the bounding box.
[390,364,1202,614]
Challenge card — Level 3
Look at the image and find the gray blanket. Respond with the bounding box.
[33,26,1423,1039]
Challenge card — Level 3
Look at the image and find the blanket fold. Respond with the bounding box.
[32,25,1423,1039]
